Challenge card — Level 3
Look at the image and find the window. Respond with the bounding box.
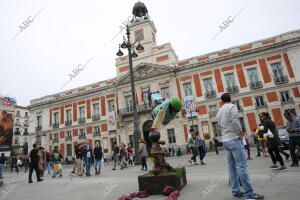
[183,83,193,96]
[79,106,85,119]
[161,87,170,99]
[16,119,20,125]
[232,100,241,111]
[190,125,198,132]
[225,73,236,88]
[110,138,117,151]
[212,122,221,137]
[54,112,59,124]
[16,111,20,117]
[129,135,134,146]
[209,105,218,117]
[25,112,28,117]
[66,109,72,122]
[54,133,59,140]
[94,126,100,135]
[66,131,72,139]
[37,116,42,127]
[247,68,260,83]
[108,100,115,112]
[125,96,133,111]
[239,117,246,131]
[255,96,265,106]
[280,91,290,103]
[271,62,284,80]
[24,128,28,135]
[203,78,215,93]
[79,128,86,138]
[167,129,176,144]
[66,144,72,156]
[92,103,100,115]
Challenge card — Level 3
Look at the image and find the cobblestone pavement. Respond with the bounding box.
[0,149,299,200]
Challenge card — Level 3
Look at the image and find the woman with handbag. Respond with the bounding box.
[259,112,287,170]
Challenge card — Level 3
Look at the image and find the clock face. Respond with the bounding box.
[135,30,144,41]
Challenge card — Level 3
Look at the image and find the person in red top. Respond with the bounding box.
[127,143,133,166]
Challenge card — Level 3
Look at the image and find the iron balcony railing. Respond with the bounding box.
[209,110,218,118]
[92,114,100,121]
[65,120,72,126]
[117,103,152,116]
[255,102,268,109]
[53,138,59,143]
[79,134,86,139]
[226,86,239,94]
[249,81,263,90]
[65,137,72,141]
[274,76,288,84]
[93,131,101,136]
[205,90,217,98]
[52,123,59,129]
[35,126,42,132]
[78,117,86,124]
[281,97,294,105]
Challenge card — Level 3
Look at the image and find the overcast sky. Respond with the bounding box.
[1,0,300,106]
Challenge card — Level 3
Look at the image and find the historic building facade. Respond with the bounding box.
[27,5,300,157]
[12,106,30,152]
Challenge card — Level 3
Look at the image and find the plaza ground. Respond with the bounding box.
[1,149,300,200]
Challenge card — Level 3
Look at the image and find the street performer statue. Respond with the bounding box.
[143,94,183,174]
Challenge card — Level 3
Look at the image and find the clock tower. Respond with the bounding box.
[115,2,178,76]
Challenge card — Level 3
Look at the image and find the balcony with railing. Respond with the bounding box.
[65,136,72,141]
[35,126,42,132]
[255,102,268,109]
[52,122,60,129]
[226,86,239,94]
[249,81,263,90]
[281,97,294,105]
[117,103,152,117]
[205,90,217,98]
[209,110,218,118]
[93,131,101,137]
[65,120,72,126]
[53,138,59,143]
[14,130,20,135]
[78,117,86,124]
[92,114,100,121]
[79,134,86,139]
[274,76,288,85]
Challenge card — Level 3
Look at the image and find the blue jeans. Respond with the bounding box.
[44,162,52,174]
[94,159,102,173]
[0,164,4,177]
[197,146,206,161]
[223,139,254,198]
[85,157,91,176]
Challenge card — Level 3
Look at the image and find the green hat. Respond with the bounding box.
[170,97,182,111]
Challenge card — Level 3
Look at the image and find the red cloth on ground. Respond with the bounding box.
[163,186,180,200]
[117,190,149,200]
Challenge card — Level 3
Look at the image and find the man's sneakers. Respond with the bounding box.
[277,166,287,171]
[232,192,244,199]
[290,163,299,167]
[37,179,43,182]
[28,180,33,183]
[246,193,264,200]
[269,165,278,169]
[200,161,206,165]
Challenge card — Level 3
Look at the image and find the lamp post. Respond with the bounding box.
[116,24,144,165]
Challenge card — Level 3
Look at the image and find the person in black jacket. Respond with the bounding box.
[94,142,103,175]
[259,112,287,170]
[28,143,43,183]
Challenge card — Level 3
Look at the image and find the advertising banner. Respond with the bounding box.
[108,111,117,131]
[0,109,14,150]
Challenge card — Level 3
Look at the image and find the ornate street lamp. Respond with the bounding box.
[116,24,144,165]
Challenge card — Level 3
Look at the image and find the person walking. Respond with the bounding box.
[259,112,287,170]
[119,143,127,170]
[38,147,46,177]
[28,143,43,183]
[52,146,63,178]
[44,150,52,175]
[0,153,7,179]
[284,111,300,167]
[84,144,93,177]
[94,142,103,175]
[217,93,264,200]
[139,139,148,171]
[127,143,134,166]
[195,131,206,165]
[112,142,120,170]
[75,143,84,176]
[252,131,263,157]
[255,126,269,158]
[213,137,219,155]
[243,135,252,160]
[187,128,198,165]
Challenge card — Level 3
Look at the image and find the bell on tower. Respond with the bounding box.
[132,1,149,20]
